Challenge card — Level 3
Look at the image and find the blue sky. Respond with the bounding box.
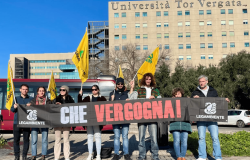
[0,0,138,78]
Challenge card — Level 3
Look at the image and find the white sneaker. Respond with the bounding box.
[197,158,206,160]
[86,154,93,160]
[216,159,222,160]
[96,155,101,160]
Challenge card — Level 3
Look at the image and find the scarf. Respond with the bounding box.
[36,95,46,105]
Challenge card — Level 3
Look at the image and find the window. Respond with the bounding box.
[245,42,249,47]
[114,24,119,29]
[178,22,182,26]
[122,46,127,50]
[179,44,183,49]
[177,11,182,16]
[222,54,227,58]
[135,12,140,17]
[186,44,191,49]
[157,33,161,38]
[222,43,227,48]
[221,9,225,14]
[135,23,140,28]
[143,45,148,50]
[156,23,161,27]
[200,43,205,48]
[122,34,127,39]
[122,24,126,28]
[185,21,190,26]
[201,55,206,59]
[179,56,184,60]
[114,13,119,18]
[230,31,235,36]
[243,9,248,13]
[243,20,248,24]
[187,56,191,60]
[222,31,227,36]
[185,10,190,15]
[115,46,119,50]
[229,20,234,25]
[135,34,140,39]
[156,11,161,16]
[136,45,140,50]
[165,44,169,49]
[208,43,213,48]
[143,23,147,28]
[164,22,169,27]
[207,10,211,15]
[199,21,204,26]
[207,21,212,26]
[122,12,126,17]
[143,12,147,17]
[230,42,235,48]
[228,9,233,14]
[200,32,205,37]
[199,10,204,15]
[164,11,168,16]
[186,32,191,37]
[143,34,148,39]
[208,32,212,37]
[221,20,226,25]
[178,33,183,38]
[244,31,249,36]
[165,56,170,60]
[164,33,169,38]
[208,55,213,59]
[114,35,119,39]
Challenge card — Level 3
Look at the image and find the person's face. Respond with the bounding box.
[92,87,99,95]
[20,86,29,96]
[145,76,152,86]
[175,91,182,98]
[60,88,67,96]
[37,88,45,97]
[116,82,124,89]
[199,78,208,89]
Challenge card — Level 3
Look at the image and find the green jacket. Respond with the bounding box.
[169,121,192,134]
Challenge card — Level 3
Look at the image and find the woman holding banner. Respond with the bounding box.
[78,85,107,160]
[27,86,53,160]
[169,88,192,160]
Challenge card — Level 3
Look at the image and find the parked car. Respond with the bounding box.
[218,110,250,128]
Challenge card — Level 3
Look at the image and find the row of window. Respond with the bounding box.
[30,60,66,63]
[30,66,59,69]
[114,9,248,18]
[178,55,228,61]
[30,72,59,76]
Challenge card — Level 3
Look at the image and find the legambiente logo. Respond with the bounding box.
[204,102,216,114]
[27,110,37,120]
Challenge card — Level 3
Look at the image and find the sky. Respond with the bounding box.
[0,0,144,78]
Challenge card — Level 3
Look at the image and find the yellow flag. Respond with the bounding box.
[72,29,89,83]
[6,62,15,110]
[118,65,124,79]
[47,71,57,100]
[137,47,159,82]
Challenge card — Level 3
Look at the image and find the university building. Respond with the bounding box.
[108,0,250,67]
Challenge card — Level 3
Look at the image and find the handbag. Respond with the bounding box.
[93,147,113,159]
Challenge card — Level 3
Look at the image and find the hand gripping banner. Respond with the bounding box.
[17,97,228,128]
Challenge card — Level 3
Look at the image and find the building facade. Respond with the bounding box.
[109,0,250,67]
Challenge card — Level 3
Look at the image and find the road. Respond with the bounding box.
[191,124,250,133]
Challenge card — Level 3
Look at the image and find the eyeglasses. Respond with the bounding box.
[60,89,66,91]
[92,89,98,91]
[117,83,123,85]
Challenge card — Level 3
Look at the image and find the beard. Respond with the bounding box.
[200,84,208,89]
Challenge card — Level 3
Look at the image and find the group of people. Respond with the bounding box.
[11,73,229,160]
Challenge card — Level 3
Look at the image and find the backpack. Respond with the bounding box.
[93,147,113,159]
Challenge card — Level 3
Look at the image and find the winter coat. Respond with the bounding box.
[29,96,53,105]
[191,86,218,98]
[109,90,129,101]
[55,94,75,104]
[169,121,192,134]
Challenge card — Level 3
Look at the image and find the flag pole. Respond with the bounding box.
[47,71,52,92]
[9,64,16,104]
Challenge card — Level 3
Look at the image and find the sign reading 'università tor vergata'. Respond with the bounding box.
[17,97,228,128]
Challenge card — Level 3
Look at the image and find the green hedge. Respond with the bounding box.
[169,131,250,156]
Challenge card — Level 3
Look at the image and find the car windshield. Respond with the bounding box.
[244,111,250,116]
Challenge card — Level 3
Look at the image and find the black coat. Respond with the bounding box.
[191,86,218,98]
[55,94,75,104]
[109,90,129,101]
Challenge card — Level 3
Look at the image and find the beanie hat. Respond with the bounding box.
[116,78,124,84]
[60,85,69,92]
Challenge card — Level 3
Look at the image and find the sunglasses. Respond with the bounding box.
[117,83,123,85]
[60,89,66,91]
[92,89,98,91]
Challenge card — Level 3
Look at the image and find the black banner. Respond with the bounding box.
[17,97,228,128]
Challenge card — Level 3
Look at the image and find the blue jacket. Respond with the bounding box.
[11,95,33,124]
[109,90,129,101]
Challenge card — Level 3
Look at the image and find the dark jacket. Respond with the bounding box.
[29,96,53,105]
[169,121,192,134]
[78,94,107,102]
[55,94,75,104]
[11,95,33,124]
[191,86,218,98]
[109,90,129,101]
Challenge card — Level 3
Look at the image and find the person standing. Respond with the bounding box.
[54,85,75,160]
[129,73,161,160]
[27,87,53,160]
[78,85,107,160]
[11,84,33,160]
[191,75,230,160]
[170,88,192,160]
[109,78,132,160]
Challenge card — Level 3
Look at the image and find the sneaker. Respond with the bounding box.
[96,155,101,160]
[111,154,120,160]
[196,158,206,160]
[124,154,132,160]
[86,154,93,160]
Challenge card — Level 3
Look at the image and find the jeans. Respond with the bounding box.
[87,126,102,155]
[197,121,222,159]
[113,124,129,155]
[31,128,48,156]
[13,124,30,156]
[138,123,159,160]
[172,131,188,158]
